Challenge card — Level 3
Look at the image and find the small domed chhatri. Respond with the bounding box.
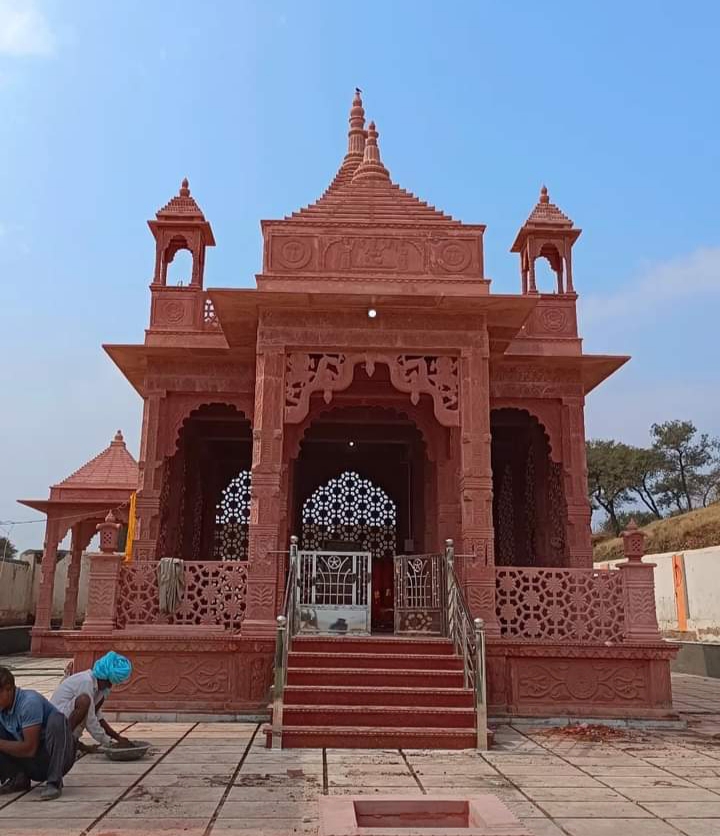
[24,91,675,747]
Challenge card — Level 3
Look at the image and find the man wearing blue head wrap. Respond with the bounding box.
[51,652,133,756]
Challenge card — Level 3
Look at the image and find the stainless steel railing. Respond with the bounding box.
[444,539,488,750]
[271,535,299,750]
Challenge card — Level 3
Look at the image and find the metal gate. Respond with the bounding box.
[296,550,372,634]
[394,554,446,635]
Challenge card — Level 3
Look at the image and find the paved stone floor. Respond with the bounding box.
[2,657,720,835]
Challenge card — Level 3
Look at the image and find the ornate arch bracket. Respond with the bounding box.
[284,352,459,427]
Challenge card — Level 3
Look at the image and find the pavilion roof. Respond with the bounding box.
[522,185,574,228]
[156,178,206,220]
[278,92,469,229]
[53,431,138,491]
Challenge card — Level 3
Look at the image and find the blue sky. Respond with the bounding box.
[1,0,719,553]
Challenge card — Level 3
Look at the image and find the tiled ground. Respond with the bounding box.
[2,658,720,835]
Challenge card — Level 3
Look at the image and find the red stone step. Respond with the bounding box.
[283,685,474,708]
[263,724,478,750]
[287,667,466,689]
[292,636,456,655]
[288,651,463,671]
[283,704,475,729]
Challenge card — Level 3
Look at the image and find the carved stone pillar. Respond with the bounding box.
[458,338,500,636]
[34,517,62,631]
[134,392,164,561]
[244,349,286,637]
[61,522,91,629]
[561,396,593,568]
[436,439,461,554]
[82,553,124,634]
[81,513,123,634]
[620,521,661,642]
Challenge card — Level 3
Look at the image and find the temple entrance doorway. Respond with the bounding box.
[292,407,429,632]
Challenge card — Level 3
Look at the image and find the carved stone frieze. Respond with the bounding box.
[114,655,229,697]
[516,661,647,704]
[267,233,482,278]
[490,364,582,399]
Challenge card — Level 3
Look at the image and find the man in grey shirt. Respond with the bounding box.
[0,666,76,800]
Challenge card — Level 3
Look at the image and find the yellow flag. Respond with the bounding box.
[125,492,137,562]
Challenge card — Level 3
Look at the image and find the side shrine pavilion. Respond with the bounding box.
[35,92,676,748]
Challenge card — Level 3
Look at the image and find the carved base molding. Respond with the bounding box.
[30,628,75,657]
[66,629,274,712]
[486,639,678,720]
[57,631,677,719]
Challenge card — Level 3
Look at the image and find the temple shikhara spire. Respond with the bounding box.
[23,89,674,752]
[346,88,366,160]
[352,120,390,183]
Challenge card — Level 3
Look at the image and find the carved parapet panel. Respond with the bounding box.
[149,287,203,331]
[265,230,484,279]
[517,297,578,340]
[284,352,460,427]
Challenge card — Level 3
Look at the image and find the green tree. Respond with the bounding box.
[695,464,720,508]
[626,446,664,519]
[651,420,719,512]
[0,536,18,560]
[586,440,634,536]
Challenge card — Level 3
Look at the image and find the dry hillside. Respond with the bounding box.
[593,503,720,563]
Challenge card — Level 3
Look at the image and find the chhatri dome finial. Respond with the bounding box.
[539,184,549,204]
[352,120,390,183]
[346,88,366,159]
[180,178,190,197]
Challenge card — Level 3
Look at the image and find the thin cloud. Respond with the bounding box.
[0,0,56,57]
[580,246,720,326]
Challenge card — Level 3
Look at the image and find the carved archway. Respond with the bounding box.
[157,403,252,560]
[491,408,568,567]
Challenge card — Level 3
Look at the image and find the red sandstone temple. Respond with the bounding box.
[24,92,676,748]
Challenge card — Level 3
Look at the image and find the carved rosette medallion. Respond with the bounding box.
[539,308,568,333]
[277,237,312,270]
[157,300,186,325]
[432,239,472,273]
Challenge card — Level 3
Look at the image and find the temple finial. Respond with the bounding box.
[347,88,366,159]
[352,120,390,183]
[112,430,125,446]
[539,184,549,204]
[180,178,190,197]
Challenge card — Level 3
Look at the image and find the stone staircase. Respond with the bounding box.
[264,635,478,749]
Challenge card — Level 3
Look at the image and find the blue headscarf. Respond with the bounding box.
[92,651,132,685]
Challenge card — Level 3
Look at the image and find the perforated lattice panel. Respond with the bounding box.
[116,561,248,632]
[214,471,250,561]
[301,470,397,559]
[495,567,626,643]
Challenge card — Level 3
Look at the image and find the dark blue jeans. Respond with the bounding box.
[0,712,76,787]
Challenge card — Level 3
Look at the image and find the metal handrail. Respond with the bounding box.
[444,539,488,750]
[271,535,299,750]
